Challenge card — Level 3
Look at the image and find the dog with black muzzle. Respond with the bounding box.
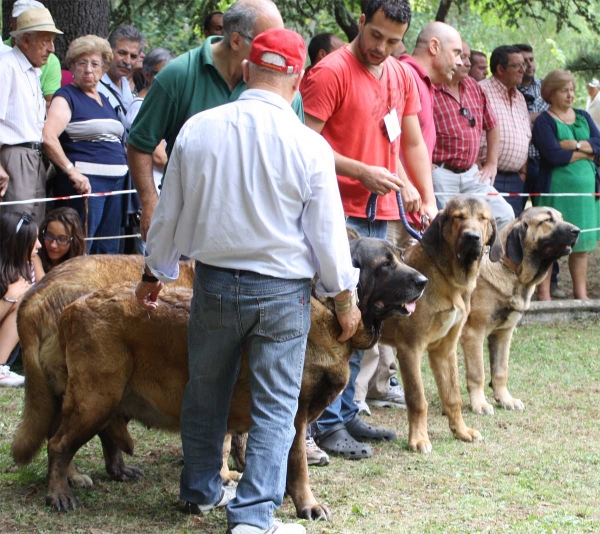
[460,206,579,414]
[379,196,503,454]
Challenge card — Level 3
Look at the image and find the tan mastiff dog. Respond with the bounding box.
[380,196,503,453]
[460,207,579,414]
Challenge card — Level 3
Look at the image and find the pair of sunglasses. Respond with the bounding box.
[459,107,476,128]
[16,212,32,234]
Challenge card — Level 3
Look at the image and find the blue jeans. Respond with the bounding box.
[494,171,524,218]
[55,173,125,254]
[180,262,311,529]
[316,216,387,433]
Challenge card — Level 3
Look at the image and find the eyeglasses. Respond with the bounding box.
[16,213,32,234]
[43,230,72,247]
[507,63,525,70]
[75,60,104,70]
[235,30,254,43]
[459,107,476,128]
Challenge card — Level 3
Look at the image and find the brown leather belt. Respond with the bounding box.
[434,162,469,174]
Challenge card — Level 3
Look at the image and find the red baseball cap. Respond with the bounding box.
[249,28,306,74]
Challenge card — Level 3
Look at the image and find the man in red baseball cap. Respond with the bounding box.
[137,26,360,534]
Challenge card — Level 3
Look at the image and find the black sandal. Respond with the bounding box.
[345,415,397,442]
[315,423,372,459]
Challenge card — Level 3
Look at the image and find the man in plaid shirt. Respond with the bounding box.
[432,41,515,229]
[479,45,532,218]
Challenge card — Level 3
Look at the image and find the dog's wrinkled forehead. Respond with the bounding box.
[520,206,570,238]
[447,197,491,228]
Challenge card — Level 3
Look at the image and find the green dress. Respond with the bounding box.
[534,114,600,252]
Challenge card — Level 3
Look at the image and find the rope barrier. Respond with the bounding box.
[0,189,137,206]
[85,234,141,242]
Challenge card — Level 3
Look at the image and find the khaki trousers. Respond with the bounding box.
[0,145,46,223]
[354,220,418,401]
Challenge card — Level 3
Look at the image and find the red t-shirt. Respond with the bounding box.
[302,46,421,220]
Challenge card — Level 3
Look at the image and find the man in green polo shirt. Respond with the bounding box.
[5,0,61,106]
[128,0,303,239]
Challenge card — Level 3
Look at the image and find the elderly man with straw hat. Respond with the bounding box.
[4,1,63,107]
[586,78,600,129]
[0,6,62,223]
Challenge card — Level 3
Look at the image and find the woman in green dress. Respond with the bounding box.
[532,69,600,300]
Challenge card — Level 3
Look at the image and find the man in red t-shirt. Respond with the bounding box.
[301,0,432,460]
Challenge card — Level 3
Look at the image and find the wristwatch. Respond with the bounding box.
[141,267,159,283]
[576,142,581,150]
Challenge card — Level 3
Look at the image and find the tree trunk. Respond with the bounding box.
[435,0,453,22]
[3,0,112,62]
[332,0,359,41]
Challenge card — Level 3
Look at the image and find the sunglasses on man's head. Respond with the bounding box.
[16,213,32,234]
[459,107,476,127]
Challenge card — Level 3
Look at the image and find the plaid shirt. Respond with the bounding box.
[479,76,531,172]
[517,78,548,159]
[432,76,498,169]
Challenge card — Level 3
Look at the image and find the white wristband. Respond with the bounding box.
[64,162,74,172]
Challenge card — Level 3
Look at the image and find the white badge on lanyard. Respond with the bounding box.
[384,108,401,143]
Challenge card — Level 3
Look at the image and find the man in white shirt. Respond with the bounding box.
[0,7,62,222]
[586,78,600,129]
[135,29,360,534]
[98,24,144,130]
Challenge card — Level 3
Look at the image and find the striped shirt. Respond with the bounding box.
[0,46,45,147]
[479,76,531,172]
[432,76,497,170]
[517,78,548,159]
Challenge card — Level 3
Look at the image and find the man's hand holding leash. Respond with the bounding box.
[334,289,361,342]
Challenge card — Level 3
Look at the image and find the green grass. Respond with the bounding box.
[1,319,600,533]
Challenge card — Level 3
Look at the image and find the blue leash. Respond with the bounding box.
[365,191,423,242]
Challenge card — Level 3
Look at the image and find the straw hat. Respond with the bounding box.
[588,78,600,88]
[10,7,63,36]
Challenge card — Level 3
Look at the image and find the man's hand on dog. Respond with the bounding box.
[336,305,361,342]
[135,280,165,310]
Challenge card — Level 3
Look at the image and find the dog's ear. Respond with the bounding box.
[420,209,446,257]
[505,223,525,265]
[346,226,360,242]
[349,239,362,269]
[487,216,504,262]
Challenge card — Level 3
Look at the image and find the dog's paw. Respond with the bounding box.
[408,439,432,454]
[46,490,79,512]
[67,472,94,488]
[107,464,144,482]
[471,401,495,416]
[297,503,330,521]
[496,396,525,411]
[223,471,242,484]
[454,426,483,442]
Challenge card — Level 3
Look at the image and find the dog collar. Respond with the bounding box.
[500,255,521,276]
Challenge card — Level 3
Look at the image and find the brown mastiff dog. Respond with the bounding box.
[460,207,579,414]
[13,234,427,519]
[380,196,503,453]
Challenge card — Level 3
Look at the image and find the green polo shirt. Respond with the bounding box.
[128,36,304,156]
[4,38,61,97]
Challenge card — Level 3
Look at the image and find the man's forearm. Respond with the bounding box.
[127,143,159,208]
[485,127,500,166]
[401,143,436,206]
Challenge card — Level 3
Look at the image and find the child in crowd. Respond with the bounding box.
[0,212,44,387]
[38,207,86,272]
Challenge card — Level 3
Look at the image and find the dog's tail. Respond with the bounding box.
[11,294,58,465]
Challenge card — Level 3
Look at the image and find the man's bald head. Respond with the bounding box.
[412,21,463,84]
[222,0,283,48]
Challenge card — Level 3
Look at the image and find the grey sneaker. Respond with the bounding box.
[366,384,406,409]
[354,399,372,416]
[228,519,306,533]
[550,284,566,299]
[182,484,236,514]
[305,436,330,466]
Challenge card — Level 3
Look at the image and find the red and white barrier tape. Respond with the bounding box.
[0,189,137,206]
[85,233,142,242]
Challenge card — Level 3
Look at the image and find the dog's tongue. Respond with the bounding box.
[405,300,417,314]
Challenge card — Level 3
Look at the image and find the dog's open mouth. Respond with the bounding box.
[543,243,573,257]
[374,299,418,317]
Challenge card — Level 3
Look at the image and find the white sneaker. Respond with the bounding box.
[305,436,330,466]
[183,484,236,514]
[228,519,306,534]
[0,365,25,387]
[354,399,371,416]
[366,384,406,409]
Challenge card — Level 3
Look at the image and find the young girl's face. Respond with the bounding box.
[30,234,42,261]
[43,221,72,265]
